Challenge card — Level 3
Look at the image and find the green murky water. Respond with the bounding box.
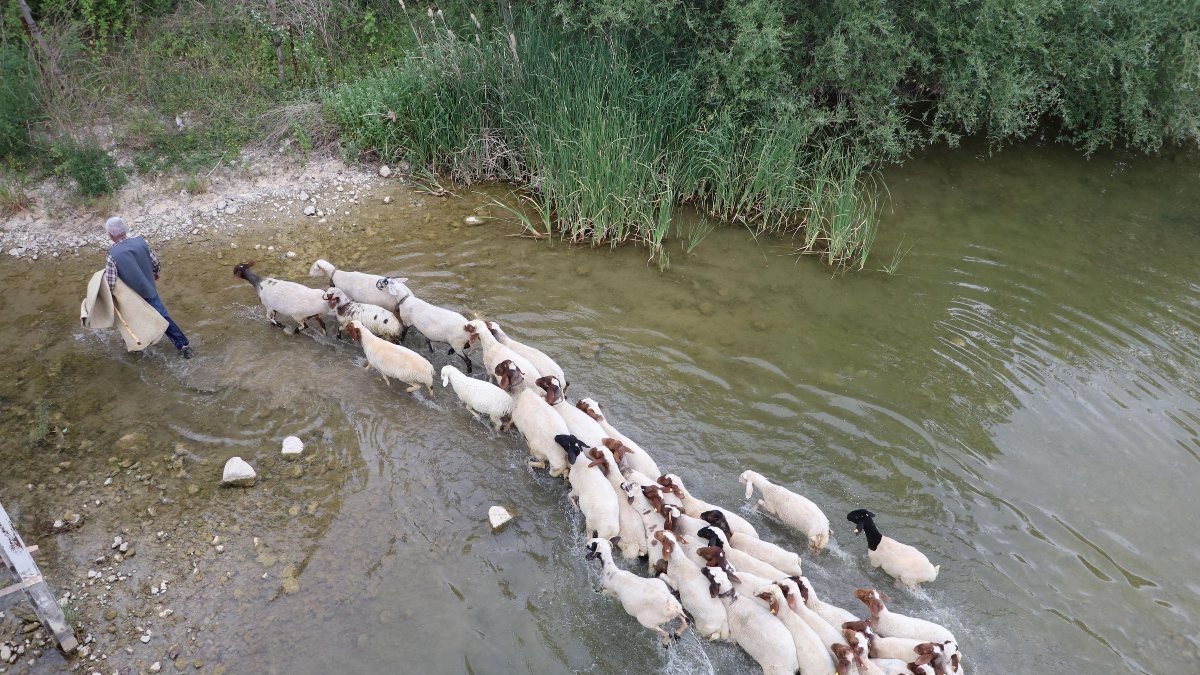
[2,141,1198,674]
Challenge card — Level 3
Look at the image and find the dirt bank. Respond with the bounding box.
[0,151,393,262]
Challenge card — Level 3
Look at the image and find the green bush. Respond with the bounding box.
[52,142,127,197]
[0,49,40,160]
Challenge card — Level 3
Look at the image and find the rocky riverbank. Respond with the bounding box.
[0,151,398,261]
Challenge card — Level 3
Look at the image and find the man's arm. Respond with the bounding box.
[104,254,118,293]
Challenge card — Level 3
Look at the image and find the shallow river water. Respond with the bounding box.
[2,142,1198,674]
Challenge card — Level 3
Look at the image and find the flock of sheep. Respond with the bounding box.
[232,258,967,675]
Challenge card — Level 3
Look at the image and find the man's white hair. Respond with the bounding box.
[104,216,128,238]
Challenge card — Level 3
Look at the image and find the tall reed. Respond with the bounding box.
[324,17,883,270]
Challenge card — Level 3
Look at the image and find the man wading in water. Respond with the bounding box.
[104,216,194,358]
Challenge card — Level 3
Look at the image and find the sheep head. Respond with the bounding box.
[738,469,761,499]
[830,644,855,675]
[439,365,457,389]
[654,530,675,560]
[232,260,256,279]
[699,509,733,537]
[641,484,664,510]
[656,474,685,499]
[535,376,563,405]
[494,360,523,392]
[774,579,799,611]
[554,434,588,464]
[308,259,333,277]
[585,448,609,476]
[485,320,504,341]
[696,525,726,549]
[344,321,363,342]
[322,289,348,310]
[755,588,781,615]
[602,438,630,463]
[854,588,889,617]
[700,564,734,597]
[575,399,604,422]
[375,276,409,292]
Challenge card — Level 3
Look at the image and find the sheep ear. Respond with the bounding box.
[609,536,621,547]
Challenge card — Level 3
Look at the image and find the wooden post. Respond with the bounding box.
[0,501,78,652]
[15,0,64,84]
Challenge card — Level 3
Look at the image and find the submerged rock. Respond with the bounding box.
[281,436,304,457]
[221,457,257,487]
[464,215,484,226]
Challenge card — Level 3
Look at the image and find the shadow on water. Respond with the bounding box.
[1,139,1198,673]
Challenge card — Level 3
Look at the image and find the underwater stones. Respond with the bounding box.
[221,457,256,487]
[281,436,304,457]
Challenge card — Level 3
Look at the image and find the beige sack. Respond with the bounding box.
[80,270,168,352]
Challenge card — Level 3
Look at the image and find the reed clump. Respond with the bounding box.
[325,15,881,269]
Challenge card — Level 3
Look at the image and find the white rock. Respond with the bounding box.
[464,216,484,226]
[215,545,224,554]
[149,661,161,673]
[382,196,392,204]
[488,505,514,531]
[299,191,310,201]
[221,457,257,487]
[216,200,227,210]
[140,634,150,643]
[286,251,296,258]
[224,206,237,215]
[303,205,316,216]
[378,165,392,178]
[281,436,304,456]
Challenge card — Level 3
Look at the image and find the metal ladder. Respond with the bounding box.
[0,500,78,653]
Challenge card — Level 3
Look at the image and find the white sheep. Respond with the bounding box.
[754,583,837,675]
[854,588,957,651]
[555,434,621,540]
[577,398,661,478]
[464,318,539,383]
[591,447,649,559]
[698,509,803,577]
[486,320,567,388]
[345,320,434,394]
[705,567,800,675]
[496,360,569,478]
[234,261,330,332]
[740,469,831,550]
[585,538,687,647]
[658,473,759,539]
[308,258,399,308]
[378,278,475,371]
[440,364,512,431]
[653,530,729,641]
[846,509,939,588]
[323,287,402,341]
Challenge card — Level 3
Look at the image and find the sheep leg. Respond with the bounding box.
[673,613,688,637]
[653,626,672,648]
[425,337,434,352]
[753,499,766,514]
[398,325,410,343]
[268,309,282,327]
[405,384,420,393]
[380,375,391,386]
[527,457,546,469]
[468,410,482,422]
[458,350,473,373]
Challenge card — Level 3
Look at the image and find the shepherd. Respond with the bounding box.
[103,216,194,358]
